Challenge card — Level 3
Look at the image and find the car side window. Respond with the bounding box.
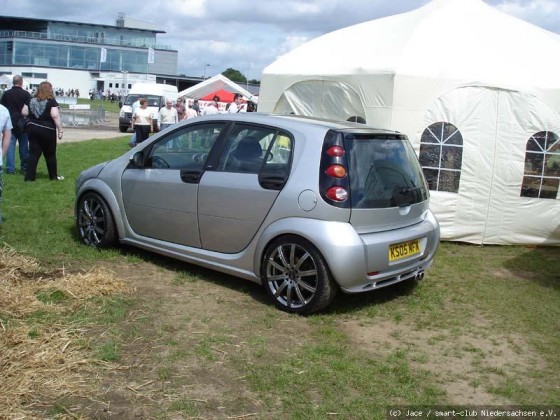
[217,125,292,175]
[148,123,224,170]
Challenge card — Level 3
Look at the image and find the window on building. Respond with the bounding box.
[0,41,12,66]
[419,122,463,193]
[521,131,560,199]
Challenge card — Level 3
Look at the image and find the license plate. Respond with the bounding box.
[389,239,421,262]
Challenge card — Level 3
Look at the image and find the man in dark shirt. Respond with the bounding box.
[0,75,31,174]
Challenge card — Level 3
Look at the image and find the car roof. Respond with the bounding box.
[194,112,403,136]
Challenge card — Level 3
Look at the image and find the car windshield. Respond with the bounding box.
[124,95,138,105]
[344,134,428,208]
[124,95,160,107]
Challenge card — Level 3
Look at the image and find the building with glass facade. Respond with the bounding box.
[0,15,188,96]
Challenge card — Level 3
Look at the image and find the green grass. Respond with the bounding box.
[78,97,122,113]
[1,137,128,263]
[57,97,122,113]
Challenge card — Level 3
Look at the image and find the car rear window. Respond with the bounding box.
[343,134,428,208]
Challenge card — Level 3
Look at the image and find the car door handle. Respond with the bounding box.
[180,169,203,183]
[259,175,286,190]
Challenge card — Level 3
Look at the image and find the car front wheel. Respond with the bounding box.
[262,236,337,314]
[76,192,116,248]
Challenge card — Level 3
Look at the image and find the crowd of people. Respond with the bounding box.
[127,93,256,147]
[54,88,80,98]
[87,89,125,102]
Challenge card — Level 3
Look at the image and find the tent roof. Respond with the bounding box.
[178,74,257,103]
[263,0,560,91]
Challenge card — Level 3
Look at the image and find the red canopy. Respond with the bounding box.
[200,89,236,102]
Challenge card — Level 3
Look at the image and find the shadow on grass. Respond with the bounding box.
[502,246,560,291]
[68,225,419,315]
[125,246,419,315]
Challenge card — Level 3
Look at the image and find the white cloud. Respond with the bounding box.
[494,0,557,15]
[171,0,207,17]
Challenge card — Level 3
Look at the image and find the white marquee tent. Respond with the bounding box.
[178,74,257,103]
[258,0,560,245]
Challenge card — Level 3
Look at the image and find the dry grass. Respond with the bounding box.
[0,245,134,419]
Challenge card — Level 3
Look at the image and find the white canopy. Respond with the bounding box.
[259,0,560,245]
[178,74,257,103]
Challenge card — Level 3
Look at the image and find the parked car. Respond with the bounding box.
[75,113,440,314]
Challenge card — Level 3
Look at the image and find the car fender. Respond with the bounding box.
[254,217,366,287]
[76,178,125,241]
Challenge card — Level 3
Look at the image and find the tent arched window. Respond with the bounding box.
[521,131,560,199]
[418,122,463,193]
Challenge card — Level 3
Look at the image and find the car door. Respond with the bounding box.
[121,122,225,247]
[198,123,293,253]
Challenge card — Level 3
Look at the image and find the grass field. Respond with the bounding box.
[0,138,559,418]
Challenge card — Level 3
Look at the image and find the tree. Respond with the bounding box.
[222,68,246,83]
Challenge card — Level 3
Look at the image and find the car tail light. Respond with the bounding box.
[326,186,348,202]
[325,164,347,178]
[326,145,345,157]
[320,131,351,208]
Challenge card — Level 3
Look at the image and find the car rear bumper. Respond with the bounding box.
[319,210,440,293]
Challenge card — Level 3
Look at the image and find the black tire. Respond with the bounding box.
[119,125,128,133]
[261,235,338,314]
[76,192,116,248]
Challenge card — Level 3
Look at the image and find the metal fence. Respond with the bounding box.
[60,105,106,126]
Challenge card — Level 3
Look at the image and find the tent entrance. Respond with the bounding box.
[273,80,366,123]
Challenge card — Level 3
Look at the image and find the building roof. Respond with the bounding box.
[0,15,164,34]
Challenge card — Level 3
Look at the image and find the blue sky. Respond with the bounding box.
[7,0,560,80]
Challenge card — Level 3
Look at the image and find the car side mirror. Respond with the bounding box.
[118,101,123,108]
[131,151,145,167]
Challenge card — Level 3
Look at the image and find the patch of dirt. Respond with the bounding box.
[339,318,546,405]
[81,258,316,418]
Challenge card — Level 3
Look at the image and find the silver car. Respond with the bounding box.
[75,113,439,314]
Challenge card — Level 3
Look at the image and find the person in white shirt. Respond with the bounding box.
[185,100,198,119]
[129,98,141,147]
[201,102,219,116]
[131,98,152,144]
[158,99,178,131]
[0,104,12,224]
[227,93,244,113]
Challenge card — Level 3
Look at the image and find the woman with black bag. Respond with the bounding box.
[22,81,64,181]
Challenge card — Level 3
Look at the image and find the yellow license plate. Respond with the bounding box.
[389,239,421,262]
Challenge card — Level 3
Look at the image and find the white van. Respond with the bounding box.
[118,83,178,133]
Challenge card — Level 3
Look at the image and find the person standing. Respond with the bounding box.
[0,75,31,175]
[0,104,12,224]
[186,100,198,119]
[131,98,152,144]
[174,98,186,121]
[158,98,178,131]
[129,98,141,147]
[23,81,64,181]
[227,93,245,113]
[201,98,220,116]
[192,99,201,115]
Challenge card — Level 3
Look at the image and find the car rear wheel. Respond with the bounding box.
[262,236,337,314]
[76,192,116,248]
